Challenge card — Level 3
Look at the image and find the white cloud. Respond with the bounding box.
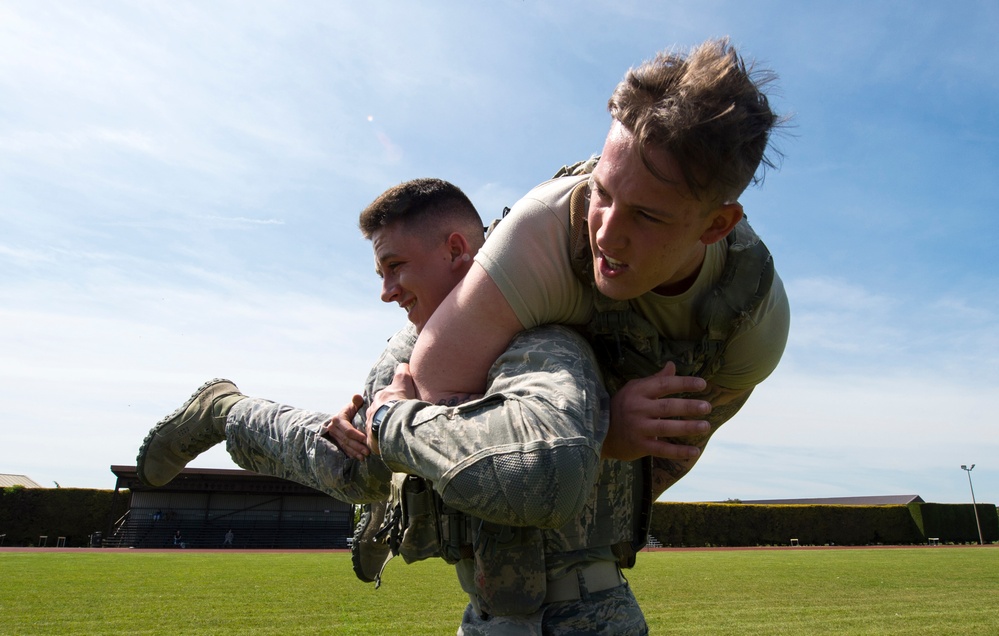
[1,1,997,509]
[0,268,401,489]
[663,332,999,505]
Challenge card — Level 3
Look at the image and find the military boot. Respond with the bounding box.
[137,379,245,487]
[351,500,395,585]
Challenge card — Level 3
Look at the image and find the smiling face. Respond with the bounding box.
[371,222,465,332]
[587,121,743,300]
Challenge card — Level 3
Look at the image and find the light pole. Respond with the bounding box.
[960,464,984,545]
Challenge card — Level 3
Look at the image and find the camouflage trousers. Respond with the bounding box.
[457,582,647,636]
[224,398,389,503]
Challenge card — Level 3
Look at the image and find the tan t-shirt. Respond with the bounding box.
[475,175,790,390]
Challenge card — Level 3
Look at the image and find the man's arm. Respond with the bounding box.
[374,326,607,530]
[407,262,523,404]
[649,383,754,499]
[404,263,711,461]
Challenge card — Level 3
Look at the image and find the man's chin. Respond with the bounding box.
[594,277,636,301]
[408,313,426,333]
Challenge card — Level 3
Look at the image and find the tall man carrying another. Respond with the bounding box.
[138,178,708,634]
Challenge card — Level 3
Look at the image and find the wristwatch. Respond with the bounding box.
[370,400,399,442]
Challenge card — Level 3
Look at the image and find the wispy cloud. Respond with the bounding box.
[201,216,285,226]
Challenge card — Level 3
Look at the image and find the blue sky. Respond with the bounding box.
[2,1,996,505]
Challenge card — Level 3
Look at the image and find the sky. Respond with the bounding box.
[1,1,997,505]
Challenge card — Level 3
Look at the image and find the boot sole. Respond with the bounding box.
[352,502,393,583]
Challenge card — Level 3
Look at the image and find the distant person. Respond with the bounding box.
[223,529,234,548]
[173,529,183,548]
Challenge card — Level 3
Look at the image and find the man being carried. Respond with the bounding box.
[402,38,791,499]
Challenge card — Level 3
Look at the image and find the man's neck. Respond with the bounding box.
[651,248,706,297]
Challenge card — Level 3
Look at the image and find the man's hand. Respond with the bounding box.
[365,363,418,455]
[602,362,712,461]
[649,383,753,499]
[321,394,368,460]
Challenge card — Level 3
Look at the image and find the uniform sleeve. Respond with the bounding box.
[377,326,609,530]
[361,325,417,400]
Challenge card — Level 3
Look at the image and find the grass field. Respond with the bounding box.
[1,547,996,635]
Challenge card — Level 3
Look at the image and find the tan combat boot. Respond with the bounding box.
[351,500,395,585]
[136,379,245,487]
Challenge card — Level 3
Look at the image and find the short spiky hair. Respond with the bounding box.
[608,38,784,203]
[358,178,484,248]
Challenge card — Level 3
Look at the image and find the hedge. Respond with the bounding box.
[4,488,996,548]
[649,502,998,547]
[0,486,128,547]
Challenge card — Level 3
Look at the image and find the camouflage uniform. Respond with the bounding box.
[224,323,647,634]
[226,400,391,504]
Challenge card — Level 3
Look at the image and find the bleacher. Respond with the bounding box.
[108,510,348,549]
[107,465,353,549]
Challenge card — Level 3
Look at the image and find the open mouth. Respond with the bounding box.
[604,254,626,270]
[598,252,628,277]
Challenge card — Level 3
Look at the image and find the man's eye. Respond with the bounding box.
[637,210,664,224]
[590,182,608,201]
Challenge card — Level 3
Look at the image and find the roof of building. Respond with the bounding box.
[109,465,333,496]
[0,474,45,488]
[737,495,925,505]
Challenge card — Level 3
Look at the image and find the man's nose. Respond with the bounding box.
[381,277,400,304]
[594,204,627,252]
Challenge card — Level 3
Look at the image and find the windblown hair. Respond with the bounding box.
[608,38,785,203]
[358,178,485,249]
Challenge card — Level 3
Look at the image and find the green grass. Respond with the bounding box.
[632,548,999,634]
[1,548,996,635]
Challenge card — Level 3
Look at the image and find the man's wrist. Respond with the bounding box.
[370,400,399,443]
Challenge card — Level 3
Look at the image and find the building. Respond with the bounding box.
[106,465,354,549]
[0,474,45,488]
[738,495,925,505]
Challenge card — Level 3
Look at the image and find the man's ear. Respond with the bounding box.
[700,202,743,245]
[447,232,473,269]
